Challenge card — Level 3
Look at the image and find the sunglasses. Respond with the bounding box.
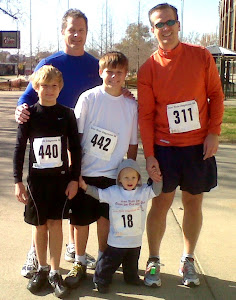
[154,19,178,29]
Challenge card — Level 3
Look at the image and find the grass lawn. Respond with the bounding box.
[220,106,236,143]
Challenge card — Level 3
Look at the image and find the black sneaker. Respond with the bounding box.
[94,282,109,294]
[49,273,69,298]
[65,262,87,289]
[27,268,49,293]
[125,277,143,286]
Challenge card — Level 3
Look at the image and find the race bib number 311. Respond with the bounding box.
[167,100,201,133]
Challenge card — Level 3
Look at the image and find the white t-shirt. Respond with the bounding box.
[74,85,138,178]
[98,185,156,248]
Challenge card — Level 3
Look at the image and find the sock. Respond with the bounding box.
[97,250,103,261]
[75,254,86,266]
[149,255,160,261]
[181,254,194,262]
[38,265,49,271]
[49,270,60,277]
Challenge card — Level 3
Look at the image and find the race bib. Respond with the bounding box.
[84,125,118,161]
[111,207,142,237]
[167,100,201,133]
[33,136,62,169]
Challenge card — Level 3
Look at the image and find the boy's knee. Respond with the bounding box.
[47,219,62,229]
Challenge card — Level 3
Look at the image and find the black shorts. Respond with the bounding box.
[24,175,70,226]
[154,144,217,195]
[69,176,116,226]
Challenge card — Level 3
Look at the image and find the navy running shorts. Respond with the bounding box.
[69,176,116,226]
[24,174,70,226]
[154,144,217,195]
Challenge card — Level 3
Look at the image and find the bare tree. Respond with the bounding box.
[182,31,219,47]
[0,0,24,20]
[114,22,155,73]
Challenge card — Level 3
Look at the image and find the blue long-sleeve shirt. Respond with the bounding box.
[18,51,102,108]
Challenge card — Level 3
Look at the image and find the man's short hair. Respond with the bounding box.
[99,51,128,71]
[61,9,88,32]
[148,3,179,26]
[30,65,64,90]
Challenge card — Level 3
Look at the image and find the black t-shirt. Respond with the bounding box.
[13,102,81,183]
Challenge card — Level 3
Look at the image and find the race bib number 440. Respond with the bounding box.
[33,136,62,169]
[167,100,201,133]
[85,125,118,161]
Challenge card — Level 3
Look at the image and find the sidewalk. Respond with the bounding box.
[0,91,235,300]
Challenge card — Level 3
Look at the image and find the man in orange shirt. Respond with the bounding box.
[138,3,224,287]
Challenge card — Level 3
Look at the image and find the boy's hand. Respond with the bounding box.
[15,182,28,204]
[15,103,30,124]
[65,180,78,200]
[146,156,162,183]
[79,175,87,191]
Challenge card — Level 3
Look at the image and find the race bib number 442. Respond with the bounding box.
[167,100,201,133]
[85,125,118,161]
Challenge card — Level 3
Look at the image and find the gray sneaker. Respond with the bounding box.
[179,258,200,286]
[21,250,38,278]
[86,253,97,270]
[144,257,162,287]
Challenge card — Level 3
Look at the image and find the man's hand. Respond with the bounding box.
[65,180,78,200]
[15,182,28,205]
[146,156,162,182]
[203,133,219,160]
[15,103,30,124]
[122,87,136,100]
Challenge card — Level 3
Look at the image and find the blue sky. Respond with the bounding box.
[0,0,220,55]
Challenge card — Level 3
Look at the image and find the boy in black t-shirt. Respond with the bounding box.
[13,65,81,298]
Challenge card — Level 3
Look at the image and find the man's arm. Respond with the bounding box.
[15,58,47,123]
[203,50,224,159]
[137,61,156,159]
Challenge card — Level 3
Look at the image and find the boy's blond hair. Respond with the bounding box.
[30,65,64,90]
[99,51,128,71]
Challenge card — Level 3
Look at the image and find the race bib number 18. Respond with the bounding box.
[111,207,142,237]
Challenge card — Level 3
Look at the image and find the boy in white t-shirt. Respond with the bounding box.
[80,159,162,293]
[65,51,138,289]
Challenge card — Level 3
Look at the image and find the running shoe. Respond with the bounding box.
[49,273,69,298]
[64,244,96,269]
[64,244,75,262]
[144,257,162,287]
[179,257,200,286]
[86,252,97,269]
[21,249,38,278]
[64,262,87,289]
[27,268,49,293]
[94,282,109,294]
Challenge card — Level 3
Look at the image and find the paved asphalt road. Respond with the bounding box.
[0,91,235,300]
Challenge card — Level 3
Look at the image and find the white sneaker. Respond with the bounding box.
[21,249,38,278]
[179,258,200,286]
[144,257,162,287]
[64,244,75,262]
